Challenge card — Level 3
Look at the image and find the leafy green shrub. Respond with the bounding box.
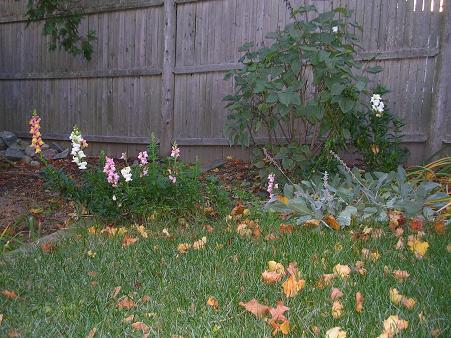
[224,3,407,178]
[43,136,202,222]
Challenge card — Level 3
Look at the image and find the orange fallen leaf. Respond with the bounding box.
[262,270,283,284]
[122,235,139,247]
[239,299,270,318]
[333,264,351,278]
[276,195,289,206]
[87,226,97,234]
[410,218,424,232]
[324,214,340,230]
[116,296,136,310]
[331,300,344,319]
[393,270,410,281]
[231,203,245,216]
[41,242,54,253]
[282,274,305,298]
[131,322,150,333]
[177,243,191,254]
[265,233,278,241]
[433,220,446,235]
[279,224,294,234]
[401,297,416,309]
[355,292,364,313]
[388,210,405,230]
[86,326,97,338]
[1,290,18,299]
[207,296,219,310]
[269,318,290,336]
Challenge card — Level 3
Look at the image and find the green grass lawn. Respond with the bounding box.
[0,201,450,337]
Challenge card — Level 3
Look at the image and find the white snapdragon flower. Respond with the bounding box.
[370,94,385,117]
[332,26,339,33]
[121,166,133,182]
[70,126,89,170]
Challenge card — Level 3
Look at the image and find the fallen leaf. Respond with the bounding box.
[410,218,424,232]
[393,270,410,282]
[231,203,245,216]
[276,195,289,206]
[0,314,3,327]
[239,299,270,318]
[389,288,403,305]
[372,228,384,239]
[162,228,171,237]
[431,328,442,337]
[269,301,289,322]
[407,236,429,258]
[324,214,341,230]
[333,264,351,278]
[279,223,294,234]
[304,219,321,228]
[7,328,20,338]
[268,261,285,274]
[193,237,207,250]
[122,235,139,247]
[1,290,18,299]
[134,225,148,238]
[401,297,416,309]
[41,242,54,253]
[87,271,97,277]
[262,270,283,284]
[325,326,347,338]
[207,296,219,310]
[282,274,305,298]
[355,261,367,276]
[269,318,290,336]
[203,224,215,233]
[381,315,408,337]
[331,300,344,319]
[87,250,96,258]
[112,286,121,298]
[388,210,405,230]
[131,322,149,333]
[311,326,321,336]
[116,296,136,310]
[265,233,278,241]
[124,315,135,323]
[87,226,97,234]
[355,292,364,313]
[395,237,404,250]
[177,243,191,254]
[86,327,97,338]
[330,288,344,300]
[30,207,43,215]
[141,295,151,303]
[433,220,446,235]
[394,227,404,237]
[316,273,336,289]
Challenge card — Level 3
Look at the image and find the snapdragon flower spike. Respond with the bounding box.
[29,111,44,153]
[171,142,180,159]
[121,166,133,182]
[370,94,385,117]
[267,173,278,198]
[168,169,176,184]
[70,126,88,170]
[103,156,119,187]
[138,151,148,166]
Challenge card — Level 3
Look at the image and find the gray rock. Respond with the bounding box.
[18,139,29,148]
[52,148,70,160]
[0,138,6,150]
[42,148,58,160]
[30,160,40,168]
[5,147,25,161]
[25,145,37,157]
[0,131,18,147]
[8,142,25,151]
[22,155,32,164]
[51,142,64,152]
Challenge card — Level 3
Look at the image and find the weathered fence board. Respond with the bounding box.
[0,0,449,163]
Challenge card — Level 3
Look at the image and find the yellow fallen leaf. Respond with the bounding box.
[177,243,191,254]
[123,315,135,323]
[333,264,351,278]
[331,300,344,319]
[392,270,410,282]
[407,236,429,258]
[325,327,347,338]
[277,195,289,205]
[389,288,403,305]
[87,250,96,258]
[134,225,148,238]
[87,226,97,234]
[207,296,219,310]
[304,219,321,228]
[268,261,285,274]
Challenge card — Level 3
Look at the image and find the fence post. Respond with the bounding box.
[425,4,450,160]
[160,0,176,156]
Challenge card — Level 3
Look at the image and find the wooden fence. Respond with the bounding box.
[0,0,449,163]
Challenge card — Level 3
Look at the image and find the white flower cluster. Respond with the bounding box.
[370,94,385,117]
[121,166,133,182]
[70,127,88,170]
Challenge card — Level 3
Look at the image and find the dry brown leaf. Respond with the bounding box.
[410,218,424,232]
[325,327,347,338]
[331,300,344,319]
[122,235,139,247]
[372,228,384,239]
[134,225,148,238]
[112,286,122,298]
[330,288,343,301]
[355,261,367,276]
[231,203,245,216]
[7,328,20,338]
[381,315,408,337]
[393,270,410,282]
[388,210,405,230]
[276,195,289,206]
[192,237,207,250]
[395,237,404,250]
[86,327,97,338]
[124,315,135,323]
[304,219,321,228]
[131,322,150,333]
[116,296,136,310]
[279,223,295,234]
[282,274,305,298]
[141,295,151,303]
[265,233,278,241]
[207,296,219,310]
[203,224,215,233]
[431,328,442,337]
[269,301,289,322]
[239,299,270,318]
[177,243,191,254]
[433,220,446,235]
[87,271,97,277]
[324,214,341,230]
[262,270,283,284]
[355,292,364,313]
[1,290,18,299]
[316,273,336,289]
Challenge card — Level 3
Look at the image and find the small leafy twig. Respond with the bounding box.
[262,147,295,186]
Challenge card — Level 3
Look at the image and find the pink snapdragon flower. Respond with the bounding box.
[138,151,148,165]
[168,169,176,184]
[103,156,120,187]
[171,143,180,159]
[267,173,278,198]
[29,111,44,153]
